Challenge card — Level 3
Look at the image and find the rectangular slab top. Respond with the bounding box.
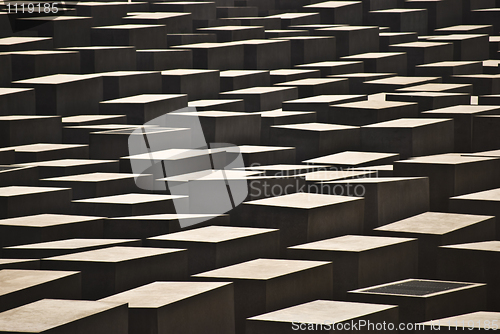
[0,299,125,333]
[0,186,70,197]
[100,281,231,308]
[44,246,185,263]
[0,214,102,228]
[245,192,361,209]
[193,258,331,280]
[100,94,186,104]
[0,269,79,296]
[363,118,452,128]
[441,240,500,253]
[5,238,138,250]
[289,235,416,252]
[375,212,495,235]
[248,300,396,324]
[451,188,500,201]
[73,193,185,204]
[13,74,98,85]
[149,225,277,243]
[304,151,398,165]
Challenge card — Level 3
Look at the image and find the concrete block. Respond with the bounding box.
[329,100,419,126]
[0,88,35,116]
[259,109,317,144]
[368,8,428,35]
[269,69,321,84]
[278,36,335,66]
[394,153,500,210]
[103,213,230,239]
[193,258,333,334]
[471,116,500,151]
[288,235,418,299]
[2,238,141,259]
[348,278,487,322]
[221,86,298,111]
[246,300,398,334]
[379,32,418,51]
[65,46,137,74]
[100,281,235,334]
[72,193,185,217]
[0,186,71,219]
[304,1,363,24]
[275,78,349,98]
[99,94,188,125]
[389,41,454,75]
[405,0,462,31]
[269,122,360,161]
[341,52,407,75]
[13,74,103,116]
[0,299,128,334]
[91,24,167,49]
[8,50,80,81]
[428,34,489,61]
[99,71,162,100]
[42,246,188,299]
[172,42,244,69]
[421,105,500,152]
[419,311,500,333]
[0,269,81,312]
[283,95,367,122]
[17,159,119,179]
[328,72,395,94]
[449,74,500,95]
[415,60,483,78]
[10,143,88,163]
[220,70,270,92]
[374,211,496,277]
[0,36,53,52]
[136,49,192,71]
[0,166,38,187]
[296,60,364,76]
[161,69,220,100]
[237,192,364,248]
[363,75,441,94]
[124,12,192,33]
[0,116,61,147]
[304,150,400,167]
[147,225,279,274]
[188,99,245,111]
[0,259,39,270]
[198,25,265,42]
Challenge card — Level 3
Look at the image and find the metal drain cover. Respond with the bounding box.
[364,280,472,296]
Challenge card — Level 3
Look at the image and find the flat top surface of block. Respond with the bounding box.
[270,69,320,76]
[10,143,87,152]
[100,94,186,104]
[109,213,224,221]
[297,61,362,68]
[417,61,481,67]
[391,41,451,48]
[245,192,360,209]
[276,78,346,86]
[0,115,56,121]
[356,279,478,297]
[303,170,375,181]
[0,37,51,45]
[200,25,264,31]
[375,212,494,235]
[343,52,405,59]
[334,100,415,109]
[193,258,330,280]
[317,25,377,32]
[0,186,70,197]
[451,188,500,201]
[372,8,425,13]
[74,193,184,204]
[126,148,213,161]
[248,300,396,323]
[242,164,330,172]
[235,145,295,153]
[18,159,115,167]
[364,118,451,128]
[170,110,249,118]
[421,312,500,329]
[8,50,77,56]
[326,176,425,184]
[259,109,316,117]
[100,281,231,308]
[42,172,139,182]
[13,74,97,85]
[61,115,125,123]
[0,270,79,296]
[441,240,500,252]
[188,99,243,107]
[304,151,398,165]
[93,24,164,29]
[161,69,218,76]
[220,70,268,77]
[0,214,102,227]
[0,258,37,265]
[287,95,365,104]
[422,105,500,114]
[45,246,184,262]
[0,299,124,333]
[398,83,471,92]
[429,34,487,41]
[272,122,357,131]
[0,88,34,95]
[365,76,440,85]
[149,225,277,243]
[398,153,497,165]
[5,238,137,250]
[221,86,295,94]
[289,235,416,252]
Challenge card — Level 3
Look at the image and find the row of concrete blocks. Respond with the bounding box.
[0,228,500,333]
